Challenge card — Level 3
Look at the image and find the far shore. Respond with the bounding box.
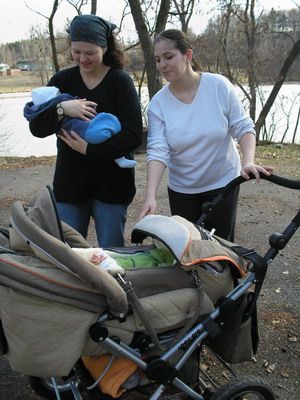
[0,156,56,170]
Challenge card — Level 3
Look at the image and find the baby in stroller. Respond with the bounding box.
[73,245,175,276]
[0,174,299,400]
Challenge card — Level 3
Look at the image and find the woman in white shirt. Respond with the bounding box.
[139,29,273,241]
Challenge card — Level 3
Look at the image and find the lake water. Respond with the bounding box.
[0,92,57,157]
[0,84,299,157]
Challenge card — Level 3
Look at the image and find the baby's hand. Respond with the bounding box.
[88,249,124,276]
[90,252,106,265]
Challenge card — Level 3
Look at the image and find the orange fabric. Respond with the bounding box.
[181,255,246,277]
[82,355,139,398]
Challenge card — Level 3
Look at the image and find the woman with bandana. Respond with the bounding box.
[29,14,143,247]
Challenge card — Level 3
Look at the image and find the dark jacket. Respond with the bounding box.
[29,67,143,204]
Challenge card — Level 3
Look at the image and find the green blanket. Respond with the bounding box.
[115,248,175,269]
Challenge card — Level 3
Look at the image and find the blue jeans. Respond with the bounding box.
[56,199,127,247]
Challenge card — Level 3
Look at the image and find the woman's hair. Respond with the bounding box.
[68,14,125,70]
[154,29,200,72]
[103,32,125,69]
[68,33,125,69]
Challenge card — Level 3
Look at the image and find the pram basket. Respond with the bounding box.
[0,173,299,400]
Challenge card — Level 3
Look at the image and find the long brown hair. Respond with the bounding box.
[155,29,200,72]
[103,33,125,69]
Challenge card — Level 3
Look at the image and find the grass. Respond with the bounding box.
[0,143,299,179]
[0,71,47,93]
[255,143,300,177]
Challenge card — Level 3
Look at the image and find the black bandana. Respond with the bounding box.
[68,14,116,47]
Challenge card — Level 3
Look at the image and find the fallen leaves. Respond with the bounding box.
[287,331,298,343]
[263,361,276,373]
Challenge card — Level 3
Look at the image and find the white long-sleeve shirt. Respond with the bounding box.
[147,72,256,194]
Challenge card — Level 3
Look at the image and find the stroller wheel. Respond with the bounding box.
[29,368,83,400]
[209,375,275,400]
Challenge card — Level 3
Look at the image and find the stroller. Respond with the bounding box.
[0,173,299,400]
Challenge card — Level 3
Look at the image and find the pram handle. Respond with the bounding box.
[197,173,300,225]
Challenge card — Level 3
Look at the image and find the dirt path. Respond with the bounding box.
[0,153,299,400]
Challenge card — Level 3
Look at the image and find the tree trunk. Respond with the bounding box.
[292,106,300,144]
[91,0,97,14]
[128,0,171,99]
[155,0,171,36]
[246,0,257,122]
[172,0,196,33]
[255,38,300,137]
[49,0,59,72]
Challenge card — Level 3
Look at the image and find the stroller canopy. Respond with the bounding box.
[6,186,128,316]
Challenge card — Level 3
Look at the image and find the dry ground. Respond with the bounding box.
[0,145,299,399]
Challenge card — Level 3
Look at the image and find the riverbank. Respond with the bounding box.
[0,77,300,158]
[0,155,56,169]
[0,142,299,173]
[0,71,43,93]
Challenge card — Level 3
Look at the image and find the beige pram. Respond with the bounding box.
[0,174,299,400]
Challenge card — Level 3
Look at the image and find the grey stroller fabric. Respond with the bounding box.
[0,187,234,377]
[8,191,127,315]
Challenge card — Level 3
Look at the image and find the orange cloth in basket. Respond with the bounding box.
[82,355,139,398]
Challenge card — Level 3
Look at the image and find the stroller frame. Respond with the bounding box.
[3,173,300,400]
[88,275,255,400]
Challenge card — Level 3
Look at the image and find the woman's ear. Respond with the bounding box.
[186,48,193,63]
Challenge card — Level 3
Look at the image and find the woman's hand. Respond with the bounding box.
[61,99,97,120]
[57,128,88,155]
[139,160,166,219]
[139,198,157,220]
[239,134,274,182]
[241,162,274,182]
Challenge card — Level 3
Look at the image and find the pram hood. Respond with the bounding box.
[132,214,249,277]
[6,186,128,317]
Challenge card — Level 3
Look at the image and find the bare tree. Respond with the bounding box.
[240,0,258,121]
[255,38,300,136]
[171,0,196,32]
[292,106,300,143]
[91,0,97,14]
[25,0,60,72]
[215,1,300,142]
[128,0,171,99]
[0,111,13,155]
[66,0,88,15]
[215,1,234,76]
[66,0,97,16]
[29,26,52,84]
[278,93,299,143]
[49,0,60,71]
[216,0,260,122]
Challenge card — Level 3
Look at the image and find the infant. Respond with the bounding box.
[24,86,136,169]
[72,246,175,276]
[72,247,124,276]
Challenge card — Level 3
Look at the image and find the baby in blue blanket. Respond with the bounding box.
[24,86,136,169]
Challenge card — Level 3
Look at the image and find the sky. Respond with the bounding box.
[0,0,297,46]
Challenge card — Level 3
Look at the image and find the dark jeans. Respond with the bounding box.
[56,199,127,247]
[168,186,240,242]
